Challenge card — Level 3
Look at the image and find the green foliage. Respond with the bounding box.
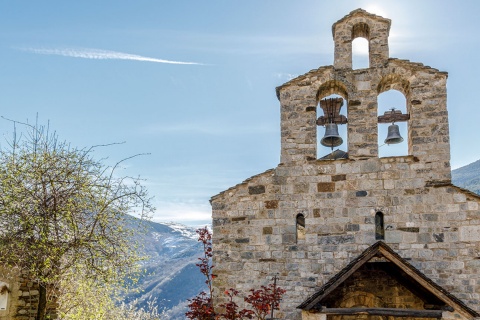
[0,120,154,319]
[58,272,164,320]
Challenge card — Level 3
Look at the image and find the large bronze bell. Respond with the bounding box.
[384,124,404,144]
[321,123,343,147]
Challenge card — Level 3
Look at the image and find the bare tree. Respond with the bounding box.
[0,120,154,320]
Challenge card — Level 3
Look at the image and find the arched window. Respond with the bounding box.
[351,22,370,69]
[0,280,10,312]
[317,94,348,159]
[296,213,305,242]
[352,37,369,69]
[377,89,408,157]
[375,212,385,240]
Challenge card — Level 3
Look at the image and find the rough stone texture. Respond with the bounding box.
[0,267,57,320]
[211,9,479,320]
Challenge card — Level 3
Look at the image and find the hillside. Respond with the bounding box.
[125,219,206,319]
[452,159,480,194]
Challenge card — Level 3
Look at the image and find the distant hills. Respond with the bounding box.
[125,219,205,319]
[452,159,480,194]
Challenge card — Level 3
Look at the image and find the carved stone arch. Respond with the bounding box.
[316,80,349,158]
[376,74,411,157]
[351,22,370,40]
[296,213,306,242]
[340,19,373,42]
[334,292,386,320]
[338,291,386,308]
[377,74,411,98]
[316,80,349,102]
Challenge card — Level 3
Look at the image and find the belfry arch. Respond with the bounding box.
[316,81,349,158]
[377,74,411,157]
[351,22,370,69]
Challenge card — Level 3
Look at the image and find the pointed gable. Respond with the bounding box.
[298,242,479,319]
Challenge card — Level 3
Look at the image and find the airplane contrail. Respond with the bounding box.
[20,47,203,65]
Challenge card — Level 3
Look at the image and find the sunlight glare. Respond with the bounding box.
[364,4,388,18]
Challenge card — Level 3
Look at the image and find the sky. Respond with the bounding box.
[0,1,479,226]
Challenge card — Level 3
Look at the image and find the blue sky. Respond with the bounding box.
[0,1,479,225]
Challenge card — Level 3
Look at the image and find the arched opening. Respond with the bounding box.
[375,212,385,240]
[352,37,369,69]
[377,89,408,157]
[317,96,348,159]
[296,213,305,242]
[351,22,370,70]
[0,280,10,313]
[316,81,349,160]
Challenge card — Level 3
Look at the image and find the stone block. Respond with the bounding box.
[248,185,265,194]
[317,182,335,192]
[459,226,480,241]
[264,200,278,209]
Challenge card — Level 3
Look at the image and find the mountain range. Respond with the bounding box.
[128,159,480,318]
[125,220,206,319]
[451,159,480,194]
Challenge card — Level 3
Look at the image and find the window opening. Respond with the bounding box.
[352,37,369,69]
[296,213,306,242]
[375,212,385,240]
[317,94,348,159]
[0,281,9,312]
[378,90,408,157]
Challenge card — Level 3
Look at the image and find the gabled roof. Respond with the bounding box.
[298,241,479,319]
[332,8,391,36]
[319,149,348,160]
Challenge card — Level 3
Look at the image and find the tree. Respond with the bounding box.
[0,121,153,320]
[58,271,164,320]
[244,284,285,320]
[186,227,215,320]
[186,227,286,320]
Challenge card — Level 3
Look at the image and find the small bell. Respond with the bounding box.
[384,123,404,144]
[321,123,343,148]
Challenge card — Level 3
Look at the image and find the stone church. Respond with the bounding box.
[211,9,480,320]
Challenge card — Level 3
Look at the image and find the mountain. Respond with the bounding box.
[125,219,206,319]
[452,159,480,194]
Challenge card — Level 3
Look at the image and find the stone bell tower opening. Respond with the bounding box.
[211,9,477,320]
[377,89,408,157]
[352,37,369,69]
[317,94,348,159]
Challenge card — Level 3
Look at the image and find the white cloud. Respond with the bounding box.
[19,47,203,65]
[275,72,298,81]
[152,200,211,226]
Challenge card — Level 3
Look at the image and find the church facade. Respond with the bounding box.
[211,9,480,320]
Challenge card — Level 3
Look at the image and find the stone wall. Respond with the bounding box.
[212,156,480,319]
[0,267,57,320]
[211,9,478,320]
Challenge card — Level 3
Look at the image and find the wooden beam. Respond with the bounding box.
[317,115,348,126]
[318,307,443,318]
[378,113,410,123]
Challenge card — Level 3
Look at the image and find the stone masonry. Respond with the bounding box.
[211,9,480,320]
[0,267,57,320]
